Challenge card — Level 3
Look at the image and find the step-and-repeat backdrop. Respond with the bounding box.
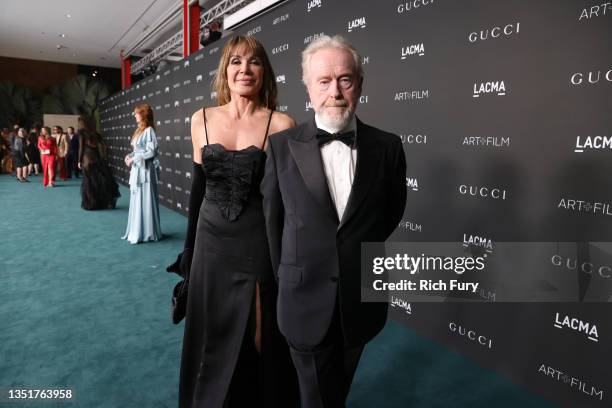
[100,1,612,406]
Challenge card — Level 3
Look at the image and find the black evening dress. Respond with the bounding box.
[179,109,297,408]
[79,131,120,210]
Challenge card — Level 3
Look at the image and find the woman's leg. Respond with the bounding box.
[59,157,67,180]
[41,156,49,186]
[48,157,56,186]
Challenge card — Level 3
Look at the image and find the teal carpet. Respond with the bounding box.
[0,174,554,407]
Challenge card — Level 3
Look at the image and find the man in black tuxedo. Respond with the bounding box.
[261,35,407,407]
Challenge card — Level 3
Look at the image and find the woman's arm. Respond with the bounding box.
[179,110,207,277]
[131,127,158,166]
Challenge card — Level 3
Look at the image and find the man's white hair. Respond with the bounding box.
[301,35,363,86]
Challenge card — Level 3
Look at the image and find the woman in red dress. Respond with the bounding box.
[38,126,57,187]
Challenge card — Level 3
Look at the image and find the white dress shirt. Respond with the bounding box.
[315,115,357,221]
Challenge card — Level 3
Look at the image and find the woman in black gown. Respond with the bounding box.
[178,36,298,408]
[77,118,120,210]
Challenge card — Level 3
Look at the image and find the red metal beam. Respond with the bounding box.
[183,0,200,57]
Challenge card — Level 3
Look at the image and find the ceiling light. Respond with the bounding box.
[59,33,66,38]
[65,13,71,18]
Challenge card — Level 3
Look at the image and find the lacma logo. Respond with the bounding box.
[307,0,322,12]
[390,295,412,314]
[276,74,286,84]
[210,91,218,100]
[348,17,366,32]
[574,135,612,152]
[305,101,313,111]
[406,177,419,191]
[184,60,189,67]
[463,234,493,254]
[401,43,425,59]
[164,86,170,93]
[554,313,599,342]
[473,81,506,97]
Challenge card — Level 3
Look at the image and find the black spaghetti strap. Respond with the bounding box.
[202,108,210,145]
[262,109,274,149]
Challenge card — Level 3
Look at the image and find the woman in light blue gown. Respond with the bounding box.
[122,103,162,244]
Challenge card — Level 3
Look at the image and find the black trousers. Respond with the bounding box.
[288,302,364,408]
[66,153,80,178]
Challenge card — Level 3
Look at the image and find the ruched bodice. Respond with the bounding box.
[201,143,266,222]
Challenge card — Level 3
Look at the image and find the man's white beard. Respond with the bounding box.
[316,106,355,133]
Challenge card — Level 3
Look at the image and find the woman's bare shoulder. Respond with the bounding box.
[269,111,296,134]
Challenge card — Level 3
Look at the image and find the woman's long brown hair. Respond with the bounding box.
[132,104,155,142]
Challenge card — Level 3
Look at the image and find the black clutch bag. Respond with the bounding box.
[171,279,188,324]
[167,249,193,324]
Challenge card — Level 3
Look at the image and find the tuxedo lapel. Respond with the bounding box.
[288,119,339,224]
[339,117,382,230]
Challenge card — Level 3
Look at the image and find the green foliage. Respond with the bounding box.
[0,81,41,127]
[2,74,112,129]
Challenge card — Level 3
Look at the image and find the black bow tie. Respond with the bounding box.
[316,129,355,147]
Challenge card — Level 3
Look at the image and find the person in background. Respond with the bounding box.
[122,103,162,244]
[200,21,222,47]
[38,126,57,187]
[78,117,120,210]
[53,126,69,181]
[9,124,19,151]
[27,127,41,176]
[12,128,30,182]
[66,126,79,178]
[0,129,9,174]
